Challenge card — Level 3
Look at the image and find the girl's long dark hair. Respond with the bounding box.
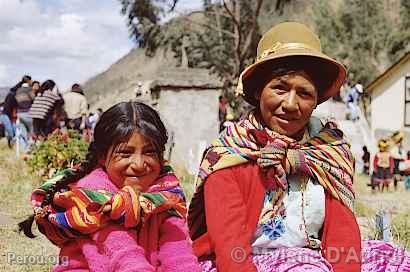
[39,80,56,95]
[18,102,168,238]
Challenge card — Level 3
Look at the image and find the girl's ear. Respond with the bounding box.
[97,152,107,168]
[99,158,106,167]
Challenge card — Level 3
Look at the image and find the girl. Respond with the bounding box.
[20,101,200,272]
[372,139,394,192]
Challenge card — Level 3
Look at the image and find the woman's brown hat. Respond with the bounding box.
[391,130,404,144]
[235,22,347,106]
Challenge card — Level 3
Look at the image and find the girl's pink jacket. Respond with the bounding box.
[53,168,200,272]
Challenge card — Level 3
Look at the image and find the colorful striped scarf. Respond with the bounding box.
[31,164,187,246]
[188,111,355,240]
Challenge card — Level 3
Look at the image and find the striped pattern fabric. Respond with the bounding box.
[31,165,187,246]
[29,90,61,120]
[188,111,355,239]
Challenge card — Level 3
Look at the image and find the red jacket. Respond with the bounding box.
[192,163,361,272]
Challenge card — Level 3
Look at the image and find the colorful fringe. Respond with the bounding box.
[31,165,187,246]
[189,111,355,240]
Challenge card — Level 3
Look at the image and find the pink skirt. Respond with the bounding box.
[199,240,410,271]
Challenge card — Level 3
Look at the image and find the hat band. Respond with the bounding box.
[257,42,320,62]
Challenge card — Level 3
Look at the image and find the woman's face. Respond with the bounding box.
[32,82,40,92]
[103,131,162,191]
[257,71,318,139]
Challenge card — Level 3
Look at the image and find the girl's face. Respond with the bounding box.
[257,71,318,140]
[103,131,162,191]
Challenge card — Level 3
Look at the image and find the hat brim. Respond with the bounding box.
[239,49,347,106]
[392,133,404,143]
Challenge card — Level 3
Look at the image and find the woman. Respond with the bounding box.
[29,80,64,138]
[188,22,410,272]
[390,131,405,190]
[32,81,41,96]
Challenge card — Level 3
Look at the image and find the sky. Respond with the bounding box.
[0,0,202,91]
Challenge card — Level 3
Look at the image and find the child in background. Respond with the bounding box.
[390,131,406,190]
[400,151,410,191]
[362,145,370,175]
[372,139,394,192]
[19,101,200,272]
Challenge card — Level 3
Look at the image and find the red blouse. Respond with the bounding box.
[192,163,361,272]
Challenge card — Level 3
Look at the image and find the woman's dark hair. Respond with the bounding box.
[71,83,80,90]
[39,80,56,94]
[9,75,32,93]
[18,101,168,238]
[22,75,32,83]
[245,56,339,103]
[71,83,85,95]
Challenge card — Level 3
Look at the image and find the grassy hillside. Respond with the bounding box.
[83,0,407,110]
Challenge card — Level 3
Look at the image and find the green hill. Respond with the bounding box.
[83,0,409,107]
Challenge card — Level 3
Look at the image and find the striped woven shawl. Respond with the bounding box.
[188,111,355,240]
[31,165,187,246]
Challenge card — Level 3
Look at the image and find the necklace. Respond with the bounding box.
[300,175,321,249]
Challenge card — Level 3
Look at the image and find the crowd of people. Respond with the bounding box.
[0,75,103,151]
[366,131,410,192]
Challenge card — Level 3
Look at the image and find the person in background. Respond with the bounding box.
[346,83,363,121]
[89,108,103,130]
[390,131,405,190]
[362,145,370,175]
[3,78,25,122]
[399,151,410,191]
[372,139,394,192]
[29,80,64,139]
[31,81,41,96]
[63,83,87,131]
[85,108,103,142]
[1,77,29,148]
[81,105,100,142]
[15,75,35,142]
[0,105,14,148]
[135,81,143,97]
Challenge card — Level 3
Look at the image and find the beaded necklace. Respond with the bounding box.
[296,130,321,250]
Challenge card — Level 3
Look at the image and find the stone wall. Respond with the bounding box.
[157,89,220,173]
